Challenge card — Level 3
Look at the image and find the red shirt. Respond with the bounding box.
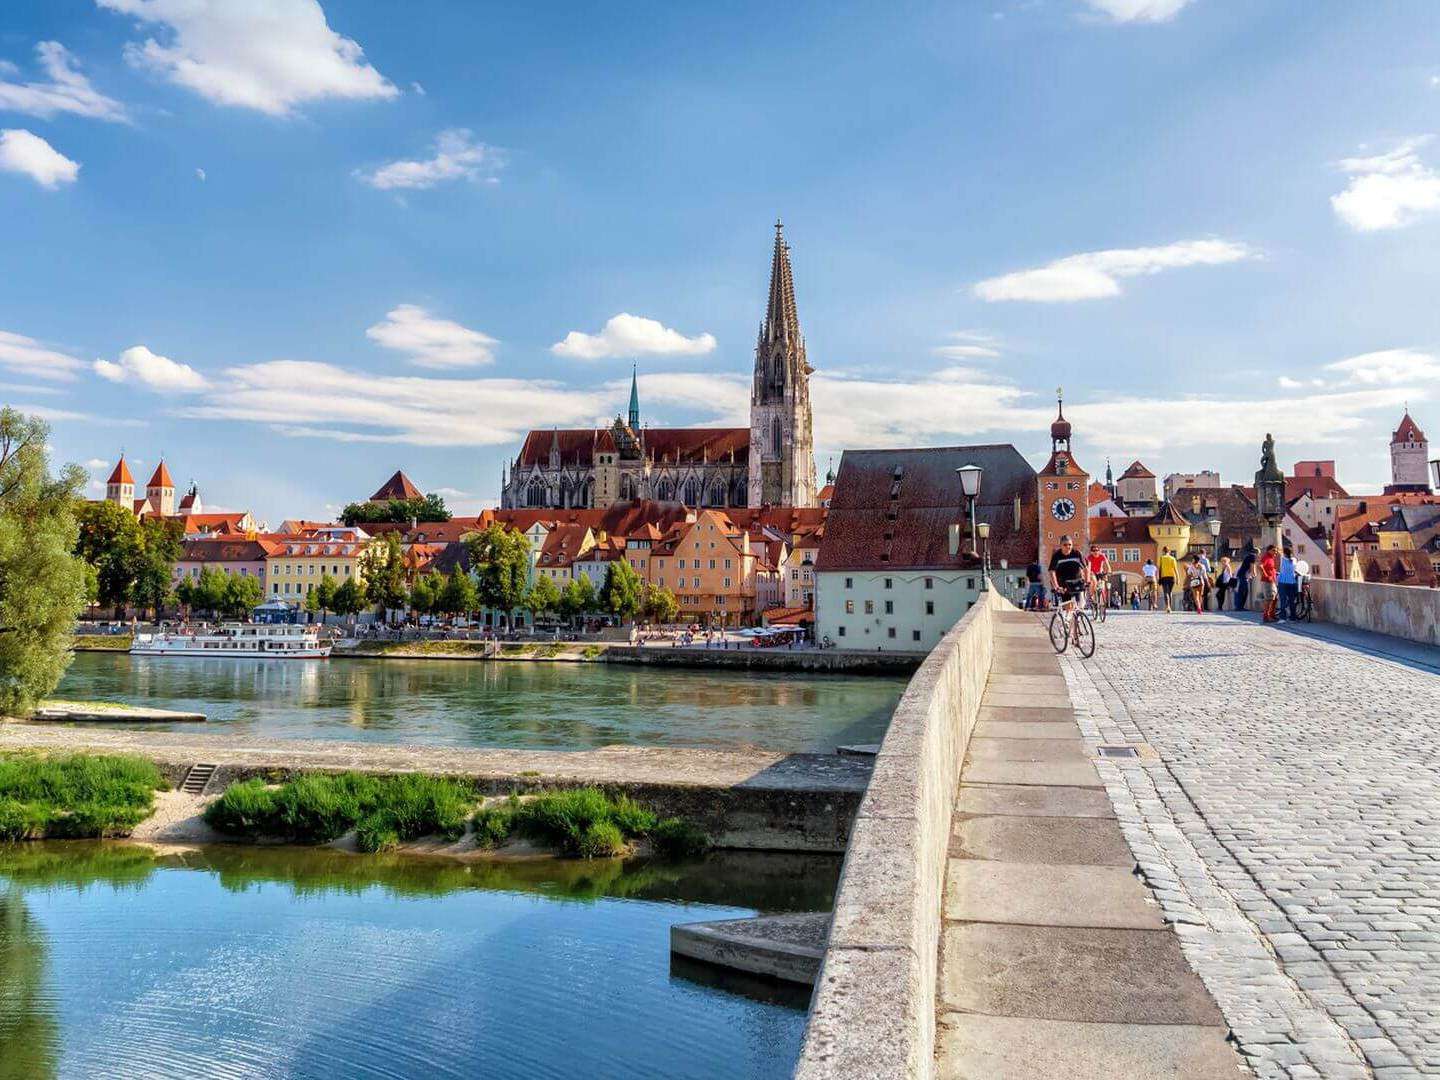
[1259,553,1278,583]
[1087,552,1107,575]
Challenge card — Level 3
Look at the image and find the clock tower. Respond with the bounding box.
[1037,389,1090,566]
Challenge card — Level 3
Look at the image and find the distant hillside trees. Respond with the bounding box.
[340,493,450,526]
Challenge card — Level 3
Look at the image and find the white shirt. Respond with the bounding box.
[1142,563,1158,579]
[1294,558,1310,579]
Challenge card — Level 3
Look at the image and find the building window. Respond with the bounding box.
[883,578,892,589]
[845,600,854,614]
[912,630,921,642]
[864,600,874,614]
[709,559,716,570]
[924,577,933,589]
[725,559,732,570]
[967,578,975,590]
[887,627,896,638]
[884,600,893,614]
[844,577,853,589]
[838,626,846,637]
[724,578,731,588]
[925,600,934,615]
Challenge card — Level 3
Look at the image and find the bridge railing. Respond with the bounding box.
[1306,578,1440,648]
[794,590,1010,1080]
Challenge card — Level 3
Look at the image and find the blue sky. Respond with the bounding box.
[1,0,1438,523]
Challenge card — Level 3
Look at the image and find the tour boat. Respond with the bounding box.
[130,623,332,659]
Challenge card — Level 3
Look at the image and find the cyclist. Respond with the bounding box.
[1086,546,1111,611]
[1049,535,1088,608]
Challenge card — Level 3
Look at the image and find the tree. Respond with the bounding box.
[559,576,596,624]
[409,570,444,617]
[332,577,366,619]
[313,574,338,620]
[190,566,227,615]
[438,569,477,618]
[339,493,451,526]
[132,517,183,619]
[466,524,531,629]
[74,499,144,613]
[359,533,408,618]
[525,575,562,620]
[601,559,644,621]
[302,584,321,619]
[0,409,88,716]
[222,572,262,617]
[643,584,679,625]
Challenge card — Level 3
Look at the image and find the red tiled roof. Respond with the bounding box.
[176,512,248,534]
[1284,474,1349,501]
[537,523,593,567]
[1119,461,1154,480]
[107,456,133,485]
[514,427,749,468]
[1358,550,1436,587]
[816,445,1037,572]
[1089,515,1150,545]
[179,538,281,562]
[147,460,173,488]
[370,470,423,501]
[1392,412,1427,444]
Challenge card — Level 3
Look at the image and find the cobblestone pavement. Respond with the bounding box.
[1062,611,1440,1079]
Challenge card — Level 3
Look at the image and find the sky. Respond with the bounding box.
[1,0,1438,524]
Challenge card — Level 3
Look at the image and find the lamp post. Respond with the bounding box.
[955,464,983,559]
[977,521,992,592]
[1207,517,1221,562]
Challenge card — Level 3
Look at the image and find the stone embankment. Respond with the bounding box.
[0,724,870,852]
[605,645,922,674]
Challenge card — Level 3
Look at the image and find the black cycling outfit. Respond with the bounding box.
[1048,548,1087,601]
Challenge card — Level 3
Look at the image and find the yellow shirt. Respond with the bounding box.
[1157,553,1178,579]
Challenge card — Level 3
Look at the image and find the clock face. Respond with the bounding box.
[1051,497,1077,521]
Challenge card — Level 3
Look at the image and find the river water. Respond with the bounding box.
[55,652,904,752]
[0,842,838,1079]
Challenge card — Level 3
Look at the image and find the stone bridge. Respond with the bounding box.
[798,587,1440,1079]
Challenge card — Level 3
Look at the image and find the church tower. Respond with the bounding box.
[1385,410,1430,494]
[748,220,817,507]
[1036,389,1090,566]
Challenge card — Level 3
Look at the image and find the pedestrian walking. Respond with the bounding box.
[1236,549,1256,611]
[1157,547,1178,613]
[1259,543,1280,623]
[1024,560,1045,611]
[1277,546,1298,621]
[1214,556,1235,610]
[1141,558,1158,609]
[1185,554,1207,614]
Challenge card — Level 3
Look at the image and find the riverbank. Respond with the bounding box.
[28,699,205,723]
[0,726,872,852]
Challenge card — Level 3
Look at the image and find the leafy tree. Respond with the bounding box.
[601,559,644,621]
[302,583,321,618]
[525,575,562,619]
[559,576,596,623]
[222,572,262,617]
[359,533,408,617]
[188,566,228,615]
[409,570,445,616]
[174,575,194,612]
[438,569,478,617]
[643,585,679,625]
[132,517,183,619]
[0,409,88,716]
[332,577,366,619]
[465,524,531,629]
[313,574,338,620]
[339,493,450,526]
[74,499,143,612]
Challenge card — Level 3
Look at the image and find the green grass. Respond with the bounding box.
[204,772,473,853]
[581,645,605,660]
[479,787,710,860]
[70,634,132,651]
[0,752,166,840]
[337,640,495,657]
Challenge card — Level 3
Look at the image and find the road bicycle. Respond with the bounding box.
[1048,592,1095,657]
[1086,581,1108,624]
[1293,581,1313,622]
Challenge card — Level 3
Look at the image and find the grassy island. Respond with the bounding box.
[0,752,166,840]
[204,775,709,858]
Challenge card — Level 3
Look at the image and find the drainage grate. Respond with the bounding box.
[1097,745,1139,759]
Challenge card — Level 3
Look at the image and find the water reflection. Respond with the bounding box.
[57,652,904,752]
[0,842,838,1079]
[0,891,57,1080]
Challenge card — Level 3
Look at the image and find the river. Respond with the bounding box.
[55,652,904,752]
[0,842,838,1079]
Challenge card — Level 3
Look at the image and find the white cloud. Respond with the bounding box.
[0,41,128,122]
[356,129,503,191]
[1322,347,1440,386]
[0,329,86,380]
[932,331,1002,361]
[195,167,205,181]
[179,361,610,447]
[93,345,208,391]
[1081,0,1193,22]
[1330,137,1440,232]
[84,458,111,469]
[0,128,79,188]
[552,314,717,361]
[96,0,397,116]
[974,239,1257,302]
[365,304,498,368]
[630,372,750,425]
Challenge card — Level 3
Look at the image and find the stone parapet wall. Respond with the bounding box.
[1308,577,1440,648]
[794,592,1006,1079]
[604,646,923,675]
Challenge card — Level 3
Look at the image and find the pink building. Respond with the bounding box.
[172,538,281,591]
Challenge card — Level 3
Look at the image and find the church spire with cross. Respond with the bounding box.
[628,363,640,429]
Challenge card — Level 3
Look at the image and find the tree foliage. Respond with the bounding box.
[339,494,450,526]
[559,576,596,622]
[643,585,679,625]
[74,499,142,610]
[313,574,338,617]
[525,574,562,618]
[131,517,183,617]
[409,570,446,616]
[359,533,408,615]
[331,577,366,617]
[438,569,477,617]
[0,409,88,716]
[465,525,531,627]
[601,559,644,621]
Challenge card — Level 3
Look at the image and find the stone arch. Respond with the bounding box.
[655,476,675,502]
[525,478,546,508]
[683,476,703,506]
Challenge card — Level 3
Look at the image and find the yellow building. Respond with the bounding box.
[267,534,368,602]
[1147,500,1192,557]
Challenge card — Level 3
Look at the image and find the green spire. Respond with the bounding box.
[628,363,640,428]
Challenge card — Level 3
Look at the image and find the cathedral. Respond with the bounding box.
[501,221,818,510]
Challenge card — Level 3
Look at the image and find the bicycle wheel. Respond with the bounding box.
[1048,611,1069,653]
[1297,590,1312,622]
[1073,611,1096,657]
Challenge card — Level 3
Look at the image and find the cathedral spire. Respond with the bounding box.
[763,218,801,346]
[628,363,640,428]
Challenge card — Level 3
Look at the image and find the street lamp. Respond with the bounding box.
[956,464,983,558]
[977,520,992,592]
[1207,517,1221,561]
